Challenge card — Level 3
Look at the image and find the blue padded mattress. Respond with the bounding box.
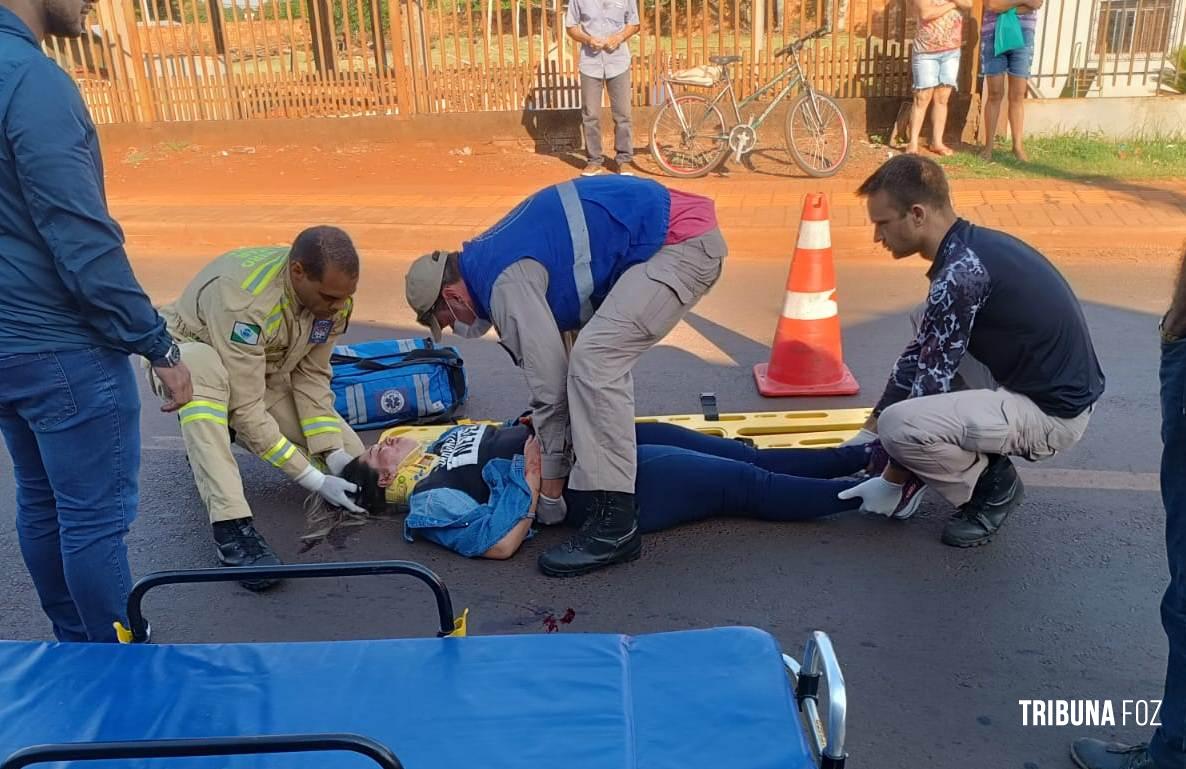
[0,626,814,769]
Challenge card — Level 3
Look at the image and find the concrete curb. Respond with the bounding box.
[122,219,1186,260]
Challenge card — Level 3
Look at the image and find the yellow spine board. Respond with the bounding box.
[376,408,874,448]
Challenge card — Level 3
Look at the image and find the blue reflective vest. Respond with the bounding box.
[460,176,672,332]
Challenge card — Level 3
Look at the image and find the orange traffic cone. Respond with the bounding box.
[753,193,859,397]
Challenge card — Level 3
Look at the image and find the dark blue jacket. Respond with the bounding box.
[0,8,171,358]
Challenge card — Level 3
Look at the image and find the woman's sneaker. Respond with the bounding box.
[891,473,927,519]
[866,440,890,477]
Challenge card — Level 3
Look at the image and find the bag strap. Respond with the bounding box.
[331,348,463,372]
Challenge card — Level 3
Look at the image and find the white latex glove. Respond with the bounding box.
[537,494,567,525]
[325,448,354,476]
[840,428,878,447]
[837,475,903,517]
[295,466,365,513]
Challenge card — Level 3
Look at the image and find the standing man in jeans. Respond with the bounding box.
[0,0,193,641]
[566,0,640,176]
[1070,245,1186,769]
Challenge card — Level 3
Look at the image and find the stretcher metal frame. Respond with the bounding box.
[4,560,848,768]
[1,734,403,769]
[113,560,468,643]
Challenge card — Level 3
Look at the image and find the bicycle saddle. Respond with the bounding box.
[709,55,742,65]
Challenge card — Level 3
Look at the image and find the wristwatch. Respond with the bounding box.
[151,342,182,368]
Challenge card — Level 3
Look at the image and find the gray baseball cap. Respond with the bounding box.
[405,250,449,342]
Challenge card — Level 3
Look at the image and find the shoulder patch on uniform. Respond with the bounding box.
[230,321,262,345]
[308,318,334,344]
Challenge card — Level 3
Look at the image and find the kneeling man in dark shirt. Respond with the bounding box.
[840,155,1105,547]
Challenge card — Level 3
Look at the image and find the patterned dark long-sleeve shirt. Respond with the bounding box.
[874,243,991,415]
[873,218,1105,419]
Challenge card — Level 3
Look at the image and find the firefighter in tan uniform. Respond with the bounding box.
[153,226,365,589]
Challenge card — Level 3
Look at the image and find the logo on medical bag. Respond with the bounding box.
[380,389,407,415]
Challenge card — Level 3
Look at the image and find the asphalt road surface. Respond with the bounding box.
[0,247,1175,769]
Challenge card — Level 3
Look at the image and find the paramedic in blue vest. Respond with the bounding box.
[566,0,640,175]
[404,175,727,577]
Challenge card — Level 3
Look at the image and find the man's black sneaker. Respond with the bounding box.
[212,517,282,591]
[942,454,1024,547]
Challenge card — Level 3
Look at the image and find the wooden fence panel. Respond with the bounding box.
[48,0,952,122]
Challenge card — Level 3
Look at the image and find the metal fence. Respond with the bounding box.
[1030,0,1186,97]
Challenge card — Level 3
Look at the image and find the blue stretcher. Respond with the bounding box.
[0,562,849,769]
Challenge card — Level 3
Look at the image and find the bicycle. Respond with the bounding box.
[649,26,850,178]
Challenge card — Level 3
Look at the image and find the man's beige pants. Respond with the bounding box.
[149,342,363,523]
[878,305,1092,506]
[567,229,728,493]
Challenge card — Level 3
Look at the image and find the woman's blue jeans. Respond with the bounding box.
[630,422,864,533]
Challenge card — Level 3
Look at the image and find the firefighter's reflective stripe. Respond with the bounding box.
[242,253,287,296]
[262,436,298,468]
[266,297,290,335]
[301,416,342,439]
[178,400,229,427]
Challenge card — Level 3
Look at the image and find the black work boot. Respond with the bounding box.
[1070,739,1155,769]
[559,489,597,529]
[538,491,642,577]
[942,454,1025,547]
[212,517,283,591]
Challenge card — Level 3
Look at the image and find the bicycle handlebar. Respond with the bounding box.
[774,25,830,58]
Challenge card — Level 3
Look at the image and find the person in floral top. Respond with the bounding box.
[908,0,971,155]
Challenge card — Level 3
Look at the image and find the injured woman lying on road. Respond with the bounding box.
[321,421,888,560]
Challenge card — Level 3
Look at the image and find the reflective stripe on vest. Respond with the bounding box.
[556,181,595,325]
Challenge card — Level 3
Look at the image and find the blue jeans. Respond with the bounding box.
[1153,335,1186,767]
[630,423,864,532]
[980,24,1035,79]
[0,348,140,643]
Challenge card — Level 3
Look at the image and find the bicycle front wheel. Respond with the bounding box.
[650,94,730,178]
[784,91,850,178]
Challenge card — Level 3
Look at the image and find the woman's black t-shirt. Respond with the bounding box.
[414,424,530,503]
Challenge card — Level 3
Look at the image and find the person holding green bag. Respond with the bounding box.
[979,0,1042,162]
